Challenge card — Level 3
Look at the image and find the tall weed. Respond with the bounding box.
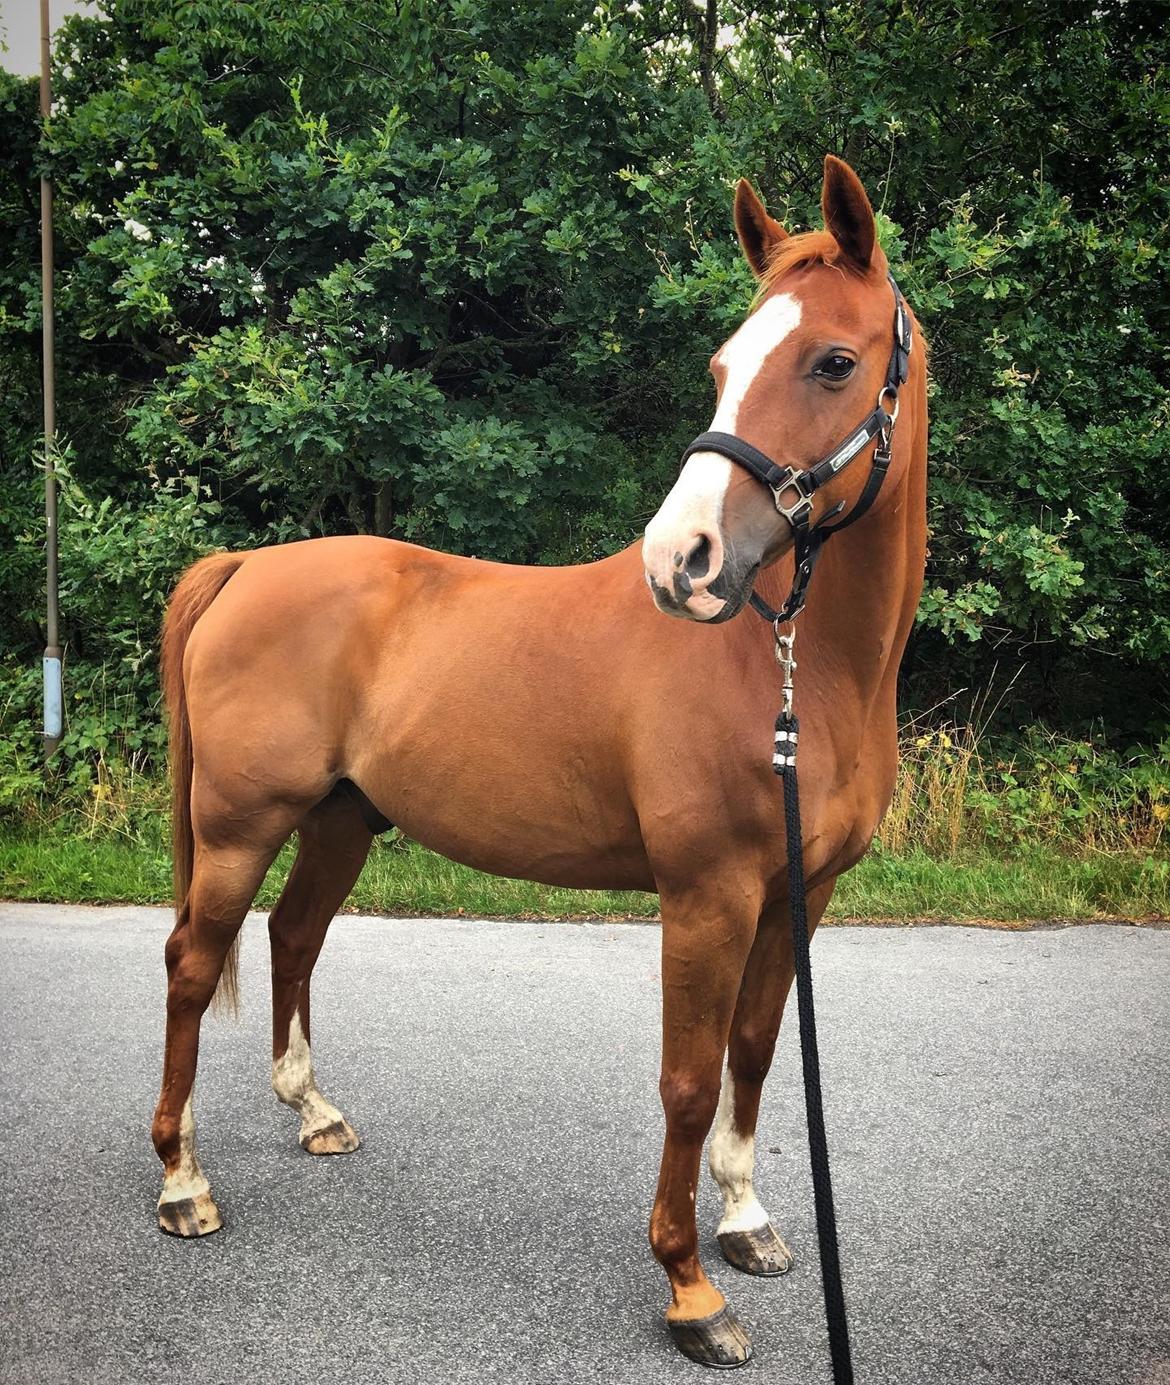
[881,720,1168,855]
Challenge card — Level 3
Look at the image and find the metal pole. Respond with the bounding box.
[40,0,62,758]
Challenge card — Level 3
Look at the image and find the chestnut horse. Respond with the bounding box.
[151,156,926,1369]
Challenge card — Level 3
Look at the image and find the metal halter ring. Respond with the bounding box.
[876,385,900,449]
[877,384,900,423]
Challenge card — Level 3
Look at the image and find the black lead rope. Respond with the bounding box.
[681,276,914,1383]
[780,750,853,1383]
[773,635,853,1385]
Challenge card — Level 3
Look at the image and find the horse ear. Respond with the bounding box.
[734,179,788,279]
[821,155,876,270]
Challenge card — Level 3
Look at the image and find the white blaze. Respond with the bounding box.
[710,292,803,433]
[644,294,802,616]
[708,1065,770,1234]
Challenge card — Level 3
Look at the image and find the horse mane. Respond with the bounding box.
[757,229,886,298]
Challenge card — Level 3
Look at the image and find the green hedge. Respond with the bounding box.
[2,1,1167,789]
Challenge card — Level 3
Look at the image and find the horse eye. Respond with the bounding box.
[815,354,855,380]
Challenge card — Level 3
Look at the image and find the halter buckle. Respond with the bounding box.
[769,469,815,526]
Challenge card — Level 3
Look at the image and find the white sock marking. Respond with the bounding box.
[708,1066,770,1234]
[272,1010,345,1137]
[159,1091,211,1204]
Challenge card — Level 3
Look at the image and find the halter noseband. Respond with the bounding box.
[680,273,913,626]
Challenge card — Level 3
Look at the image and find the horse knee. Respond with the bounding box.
[729,1025,778,1086]
[659,1069,721,1140]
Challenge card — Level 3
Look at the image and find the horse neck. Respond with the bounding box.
[753,411,927,709]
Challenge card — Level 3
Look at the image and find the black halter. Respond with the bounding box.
[680,273,913,626]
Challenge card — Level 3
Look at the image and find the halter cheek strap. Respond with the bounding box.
[679,273,912,626]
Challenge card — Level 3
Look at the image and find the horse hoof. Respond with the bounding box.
[667,1305,753,1369]
[158,1189,222,1238]
[719,1222,794,1276]
[300,1118,360,1155]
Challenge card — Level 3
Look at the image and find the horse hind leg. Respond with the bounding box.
[269,783,374,1154]
[708,882,834,1277]
[151,801,298,1237]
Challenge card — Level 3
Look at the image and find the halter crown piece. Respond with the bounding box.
[680,272,913,628]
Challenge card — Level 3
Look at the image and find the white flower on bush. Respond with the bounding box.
[124,218,152,242]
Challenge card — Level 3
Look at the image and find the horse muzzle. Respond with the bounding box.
[643,531,761,624]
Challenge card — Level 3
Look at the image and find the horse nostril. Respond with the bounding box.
[685,535,712,582]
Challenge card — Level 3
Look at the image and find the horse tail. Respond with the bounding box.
[161,551,247,1013]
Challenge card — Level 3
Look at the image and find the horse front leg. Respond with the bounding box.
[650,881,760,1368]
[709,881,835,1276]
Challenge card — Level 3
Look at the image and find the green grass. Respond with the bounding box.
[1,826,1166,923]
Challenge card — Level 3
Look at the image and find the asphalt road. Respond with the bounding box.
[0,903,1167,1385]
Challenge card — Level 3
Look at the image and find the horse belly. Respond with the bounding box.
[347,633,654,891]
[356,734,653,891]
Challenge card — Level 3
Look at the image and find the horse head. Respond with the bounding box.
[644,155,910,623]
